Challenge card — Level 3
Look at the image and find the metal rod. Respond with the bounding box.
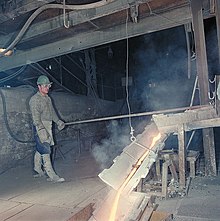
[186,130,195,150]
[190,75,198,107]
[65,104,210,126]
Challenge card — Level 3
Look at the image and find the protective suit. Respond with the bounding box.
[29,87,65,182]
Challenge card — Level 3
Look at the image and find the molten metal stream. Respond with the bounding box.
[108,133,161,221]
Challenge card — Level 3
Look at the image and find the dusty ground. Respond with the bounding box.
[156,174,220,221]
[1,139,220,221]
[0,143,108,221]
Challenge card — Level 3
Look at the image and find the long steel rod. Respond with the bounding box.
[65,104,210,126]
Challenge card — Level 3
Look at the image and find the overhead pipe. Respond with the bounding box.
[0,0,115,57]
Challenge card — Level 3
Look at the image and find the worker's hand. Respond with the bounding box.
[57,120,65,131]
[37,128,50,143]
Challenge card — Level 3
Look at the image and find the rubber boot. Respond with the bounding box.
[33,151,45,177]
[42,154,65,182]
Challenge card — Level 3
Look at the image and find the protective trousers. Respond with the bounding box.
[34,151,44,176]
[42,154,63,182]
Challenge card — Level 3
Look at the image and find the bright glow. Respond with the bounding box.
[108,133,161,221]
[0,48,13,56]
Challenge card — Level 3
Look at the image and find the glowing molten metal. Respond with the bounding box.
[108,133,161,221]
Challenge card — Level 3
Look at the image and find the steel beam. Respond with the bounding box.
[0,0,192,47]
[0,5,192,72]
[0,0,136,46]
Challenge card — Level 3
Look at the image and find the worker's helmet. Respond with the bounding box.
[37,75,52,85]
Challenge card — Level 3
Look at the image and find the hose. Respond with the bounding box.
[0,88,35,143]
[0,0,114,57]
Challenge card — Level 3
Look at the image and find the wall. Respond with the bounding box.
[0,86,120,174]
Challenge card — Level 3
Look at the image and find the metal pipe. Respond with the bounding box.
[0,0,115,57]
[186,130,195,150]
[190,76,198,107]
[65,104,210,126]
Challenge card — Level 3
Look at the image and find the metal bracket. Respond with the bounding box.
[130,3,139,23]
[63,0,70,28]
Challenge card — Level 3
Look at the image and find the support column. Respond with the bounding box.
[84,49,98,97]
[191,0,217,176]
[85,49,92,96]
[178,124,186,188]
[90,48,98,94]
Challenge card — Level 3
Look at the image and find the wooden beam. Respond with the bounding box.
[185,117,220,130]
[153,105,217,133]
[191,0,209,104]
[191,0,217,176]
[162,161,169,197]
[202,128,217,176]
[178,124,186,188]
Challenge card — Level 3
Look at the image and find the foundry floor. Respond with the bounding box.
[0,151,109,221]
[156,175,220,221]
[1,150,220,221]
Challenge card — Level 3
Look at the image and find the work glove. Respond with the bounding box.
[57,120,65,131]
[37,128,51,144]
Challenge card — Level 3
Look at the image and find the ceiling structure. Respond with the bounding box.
[0,0,215,72]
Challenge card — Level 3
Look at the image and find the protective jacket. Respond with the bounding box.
[29,92,61,146]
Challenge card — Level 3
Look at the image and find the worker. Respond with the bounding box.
[29,75,65,182]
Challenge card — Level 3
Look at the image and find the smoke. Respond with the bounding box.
[131,26,196,111]
[92,120,130,169]
[205,20,219,77]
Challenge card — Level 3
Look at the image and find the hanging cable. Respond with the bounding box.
[215,75,218,114]
[0,88,35,143]
[208,76,216,100]
[0,65,36,143]
[125,8,136,142]
[63,0,70,28]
